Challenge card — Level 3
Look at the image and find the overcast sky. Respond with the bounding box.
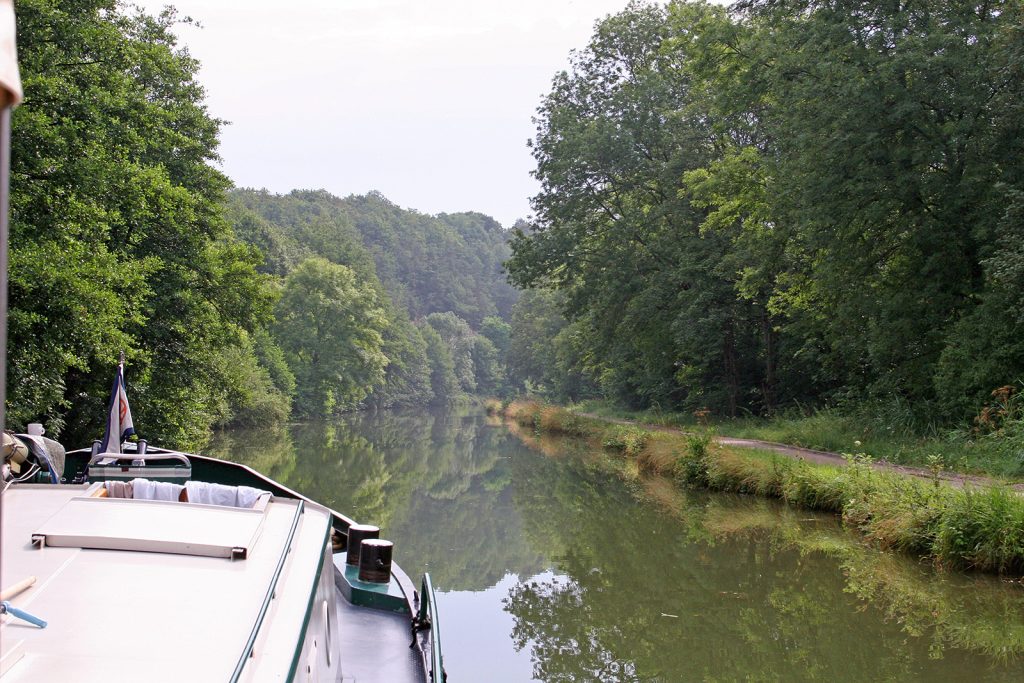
[131,0,674,227]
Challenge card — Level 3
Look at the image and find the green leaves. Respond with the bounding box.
[9,0,269,446]
[274,258,389,417]
[509,0,1024,424]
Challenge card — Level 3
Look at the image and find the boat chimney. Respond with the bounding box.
[358,539,393,584]
[345,524,380,566]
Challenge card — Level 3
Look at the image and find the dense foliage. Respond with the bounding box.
[231,188,518,328]
[507,0,1024,428]
[7,2,518,445]
[227,189,518,414]
[8,0,274,446]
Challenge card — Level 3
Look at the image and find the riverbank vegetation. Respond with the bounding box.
[505,1,1024,473]
[506,400,1024,574]
[506,419,1024,663]
[575,397,1024,479]
[7,0,518,447]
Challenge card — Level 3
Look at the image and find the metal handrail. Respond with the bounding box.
[88,451,191,468]
[230,499,304,682]
[415,573,446,683]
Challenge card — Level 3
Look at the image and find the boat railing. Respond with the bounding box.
[87,450,192,467]
[230,499,305,682]
[413,573,446,683]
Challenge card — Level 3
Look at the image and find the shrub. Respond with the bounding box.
[675,431,713,486]
[602,425,650,456]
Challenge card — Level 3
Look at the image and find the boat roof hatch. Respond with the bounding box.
[31,495,268,559]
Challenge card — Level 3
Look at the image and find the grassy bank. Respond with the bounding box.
[573,399,1024,479]
[504,400,1024,574]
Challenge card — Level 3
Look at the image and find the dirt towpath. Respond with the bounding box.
[573,411,1023,491]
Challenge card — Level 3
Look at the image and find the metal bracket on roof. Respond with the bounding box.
[30,534,44,549]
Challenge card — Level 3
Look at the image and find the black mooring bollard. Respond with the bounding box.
[346,524,380,566]
[358,539,393,584]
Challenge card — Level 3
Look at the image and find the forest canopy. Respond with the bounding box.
[7,0,517,446]
[9,0,1023,447]
[506,0,1024,426]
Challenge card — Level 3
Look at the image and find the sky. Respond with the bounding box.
[132,0,662,228]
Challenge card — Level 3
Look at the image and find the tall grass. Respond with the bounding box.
[483,398,504,416]
[574,398,1024,478]
[934,487,1024,574]
[506,402,1024,574]
[507,399,591,436]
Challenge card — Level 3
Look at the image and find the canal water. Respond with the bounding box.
[206,407,1024,682]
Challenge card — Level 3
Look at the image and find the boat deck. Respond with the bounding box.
[334,565,425,682]
[0,483,332,682]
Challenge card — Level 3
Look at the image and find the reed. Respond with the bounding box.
[506,399,596,438]
[634,434,679,475]
[934,487,1024,574]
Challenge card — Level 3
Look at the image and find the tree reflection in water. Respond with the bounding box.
[504,424,1024,682]
[208,408,548,590]
[209,408,1024,682]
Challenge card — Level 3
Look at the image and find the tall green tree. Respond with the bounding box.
[419,323,458,405]
[274,258,389,417]
[508,289,596,401]
[716,0,1024,411]
[509,2,769,414]
[510,0,1024,423]
[370,309,434,408]
[424,312,478,394]
[9,0,273,446]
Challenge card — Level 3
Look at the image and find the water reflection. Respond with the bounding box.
[208,408,1024,682]
[506,424,1024,681]
[206,409,548,590]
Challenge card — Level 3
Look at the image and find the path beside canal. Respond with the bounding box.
[573,411,1024,491]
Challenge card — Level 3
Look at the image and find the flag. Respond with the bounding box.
[99,362,135,454]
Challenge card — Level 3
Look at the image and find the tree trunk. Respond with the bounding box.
[762,312,776,415]
[723,321,739,418]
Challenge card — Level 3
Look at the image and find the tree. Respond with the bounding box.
[508,2,757,413]
[274,258,389,417]
[509,290,559,393]
[720,0,1024,410]
[424,312,477,394]
[235,189,519,329]
[9,0,274,446]
[471,335,504,396]
[419,323,458,404]
[509,0,1024,424]
[481,316,512,360]
[369,307,434,408]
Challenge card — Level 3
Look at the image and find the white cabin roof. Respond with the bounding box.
[0,484,332,682]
